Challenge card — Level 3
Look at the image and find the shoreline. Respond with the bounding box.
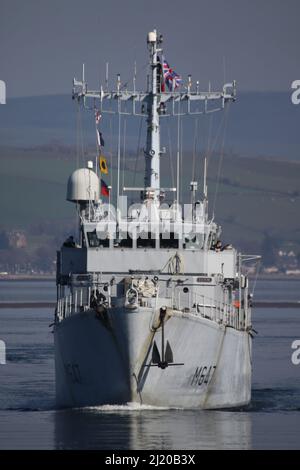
[0,275,55,282]
[0,274,300,282]
[250,274,300,281]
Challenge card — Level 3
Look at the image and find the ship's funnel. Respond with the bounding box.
[66,167,100,203]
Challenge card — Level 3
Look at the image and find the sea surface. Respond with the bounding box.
[0,278,300,450]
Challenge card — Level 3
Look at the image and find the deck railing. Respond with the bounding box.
[187,293,246,330]
[56,285,250,331]
[56,287,91,322]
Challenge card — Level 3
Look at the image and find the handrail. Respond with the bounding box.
[186,290,248,330]
[56,284,250,331]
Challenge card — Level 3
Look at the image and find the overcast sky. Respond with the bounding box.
[0,0,299,97]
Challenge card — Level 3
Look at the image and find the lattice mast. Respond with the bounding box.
[72,29,237,203]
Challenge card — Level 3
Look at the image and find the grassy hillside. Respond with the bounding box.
[162,152,300,252]
[206,155,300,250]
[0,146,299,257]
[0,147,76,225]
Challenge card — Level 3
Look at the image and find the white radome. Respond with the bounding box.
[147,30,157,43]
[66,168,100,202]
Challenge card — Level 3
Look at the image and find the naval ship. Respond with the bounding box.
[54,30,256,409]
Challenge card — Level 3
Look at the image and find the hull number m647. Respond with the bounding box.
[190,365,216,387]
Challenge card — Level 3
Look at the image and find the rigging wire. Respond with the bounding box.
[117,109,121,214]
[211,105,230,217]
[180,116,183,204]
[200,112,213,200]
[119,62,149,91]
[93,100,99,177]
[192,117,199,183]
[75,102,82,239]
[122,117,127,195]
[206,111,226,170]
[176,101,181,204]
[167,120,175,191]
[75,100,91,221]
[251,258,261,297]
[75,102,80,170]
[109,114,114,200]
[205,112,214,168]
[132,116,144,189]
[76,102,85,169]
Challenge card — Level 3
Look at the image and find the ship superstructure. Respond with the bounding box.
[54,30,256,408]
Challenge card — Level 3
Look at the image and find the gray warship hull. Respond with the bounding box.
[54,29,257,411]
[54,306,251,409]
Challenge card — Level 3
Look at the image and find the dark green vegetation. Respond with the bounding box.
[0,147,74,225]
[162,150,300,256]
[0,145,299,272]
[204,154,300,253]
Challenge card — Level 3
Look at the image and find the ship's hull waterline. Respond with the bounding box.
[54,307,252,409]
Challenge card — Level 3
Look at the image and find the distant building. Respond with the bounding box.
[9,231,27,249]
[286,269,300,276]
[263,266,279,274]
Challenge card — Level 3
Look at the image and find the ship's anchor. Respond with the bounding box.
[148,307,184,369]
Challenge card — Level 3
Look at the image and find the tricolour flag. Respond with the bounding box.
[101,179,109,197]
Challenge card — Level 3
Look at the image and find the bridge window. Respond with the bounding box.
[115,233,133,248]
[87,230,109,248]
[137,232,156,248]
[160,232,179,249]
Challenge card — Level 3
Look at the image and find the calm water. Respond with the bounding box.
[0,279,300,449]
